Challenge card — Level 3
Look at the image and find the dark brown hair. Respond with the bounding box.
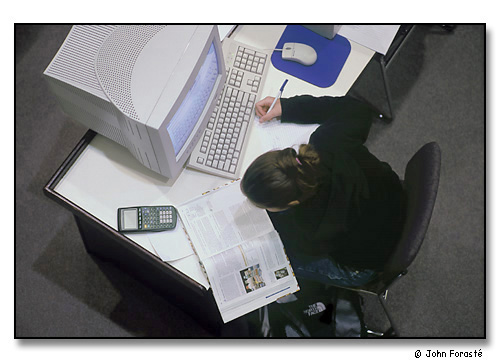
[241,144,323,209]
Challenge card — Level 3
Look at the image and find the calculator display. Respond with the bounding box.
[121,208,139,230]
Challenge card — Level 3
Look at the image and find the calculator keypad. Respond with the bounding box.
[139,206,176,230]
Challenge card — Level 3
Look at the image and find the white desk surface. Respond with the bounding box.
[54,25,374,288]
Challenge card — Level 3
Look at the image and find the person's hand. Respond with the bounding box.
[255,96,282,123]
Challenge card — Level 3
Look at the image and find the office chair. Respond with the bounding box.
[339,142,441,337]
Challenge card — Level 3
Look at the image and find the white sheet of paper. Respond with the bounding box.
[148,216,195,262]
[338,25,400,55]
[169,254,211,290]
[217,25,236,41]
[252,116,319,152]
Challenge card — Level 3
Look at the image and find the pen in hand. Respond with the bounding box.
[267,79,288,115]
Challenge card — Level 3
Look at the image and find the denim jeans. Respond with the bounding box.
[290,253,378,287]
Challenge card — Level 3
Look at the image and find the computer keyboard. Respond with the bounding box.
[188,38,272,179]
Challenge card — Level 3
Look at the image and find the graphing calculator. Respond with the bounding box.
[117,205,177,233]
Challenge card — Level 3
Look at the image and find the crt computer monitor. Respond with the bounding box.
[44,25,226,179]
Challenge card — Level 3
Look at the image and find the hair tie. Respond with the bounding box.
[296,157,302,166]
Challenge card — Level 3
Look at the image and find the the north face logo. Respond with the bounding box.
[303,302,327,316]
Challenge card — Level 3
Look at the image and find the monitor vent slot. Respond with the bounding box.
[45,25,118,95]
[122,137,139,160]
[95,25,166,122]
[144,151,152,169]
[127,120,135,136]
[136,147,145,165]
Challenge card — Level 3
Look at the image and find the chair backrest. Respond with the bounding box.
[381,142,441,286]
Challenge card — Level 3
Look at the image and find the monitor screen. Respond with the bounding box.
[167,42,219,157]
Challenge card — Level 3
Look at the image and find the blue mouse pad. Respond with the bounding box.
[271,25,351,88]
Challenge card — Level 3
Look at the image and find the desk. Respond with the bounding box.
[44,25,374,333]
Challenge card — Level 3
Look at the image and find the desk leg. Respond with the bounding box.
[379,57,394,121]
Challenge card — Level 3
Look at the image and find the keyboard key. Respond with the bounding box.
[235,122,248,151]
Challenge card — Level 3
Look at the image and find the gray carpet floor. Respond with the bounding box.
[15,24,485,338]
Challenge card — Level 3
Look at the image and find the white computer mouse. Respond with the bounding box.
[281,42,318,66]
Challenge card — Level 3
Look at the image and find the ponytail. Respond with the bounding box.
[241,144,323,209]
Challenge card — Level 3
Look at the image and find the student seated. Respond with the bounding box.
[241,95,406,287]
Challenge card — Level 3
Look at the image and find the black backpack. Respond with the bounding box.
[224,280,367,338]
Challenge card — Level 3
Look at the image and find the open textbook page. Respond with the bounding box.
[178,180,299,323]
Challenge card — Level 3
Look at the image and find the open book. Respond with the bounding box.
[177,180,299,323]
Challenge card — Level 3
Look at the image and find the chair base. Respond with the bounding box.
[333,272,407,337]
[366,327,396,338]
